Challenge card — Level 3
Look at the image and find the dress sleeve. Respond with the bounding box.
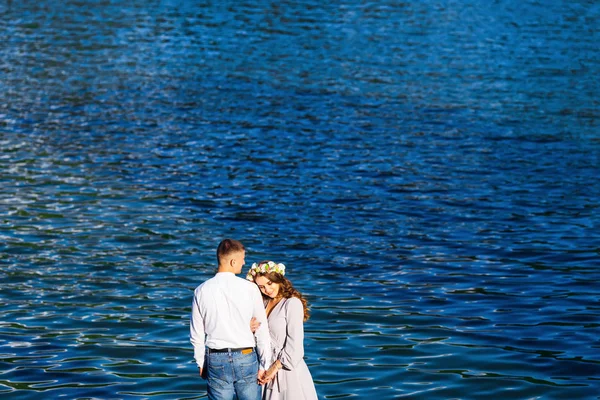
[278,297,305,370]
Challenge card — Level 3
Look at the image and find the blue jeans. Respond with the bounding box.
[206,349,261,400]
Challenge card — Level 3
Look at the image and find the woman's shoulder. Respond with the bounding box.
[284,296,303,309]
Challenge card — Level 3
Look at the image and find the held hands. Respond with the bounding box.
[258,360,281,385]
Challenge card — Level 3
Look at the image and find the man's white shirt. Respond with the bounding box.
[190,272,272,370]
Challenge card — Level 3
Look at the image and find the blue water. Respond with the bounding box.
[1,1,599,399]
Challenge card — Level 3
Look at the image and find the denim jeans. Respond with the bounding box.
[206,349,261,400]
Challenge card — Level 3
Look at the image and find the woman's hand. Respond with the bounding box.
[250,317,261,333]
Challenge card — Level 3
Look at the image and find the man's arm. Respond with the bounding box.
[190,289,206,377]
[252,286,272,371]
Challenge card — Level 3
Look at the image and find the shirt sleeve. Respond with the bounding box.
[278,297,305,370]
[190,288,206,368]
[252,286,272,370]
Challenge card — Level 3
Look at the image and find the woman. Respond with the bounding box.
[246,261,318,400]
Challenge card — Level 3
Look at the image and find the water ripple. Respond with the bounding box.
[2,0,600,399]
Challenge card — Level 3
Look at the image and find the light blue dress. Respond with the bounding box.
[263,297,318,400]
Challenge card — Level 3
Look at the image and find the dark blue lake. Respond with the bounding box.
[1,1,599,399]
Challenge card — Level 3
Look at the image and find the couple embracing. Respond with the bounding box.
[190,239,318,400]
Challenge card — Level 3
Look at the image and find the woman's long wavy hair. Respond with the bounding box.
[255,264,310,322]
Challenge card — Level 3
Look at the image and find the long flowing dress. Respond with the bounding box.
[262,296,318,400]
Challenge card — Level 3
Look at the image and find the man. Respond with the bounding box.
[190,239,271,400]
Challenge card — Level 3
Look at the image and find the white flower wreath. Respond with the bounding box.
[246,261,286,281]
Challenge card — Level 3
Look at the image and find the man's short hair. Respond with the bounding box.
[217,239,245,263]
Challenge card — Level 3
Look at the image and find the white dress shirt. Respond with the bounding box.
[190,272,272,370]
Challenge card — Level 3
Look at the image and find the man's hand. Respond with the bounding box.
[250,317,261,333]
[257,369,266,385]
[199,367,206,380]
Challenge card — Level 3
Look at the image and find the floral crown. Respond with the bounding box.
[246,261,286,281]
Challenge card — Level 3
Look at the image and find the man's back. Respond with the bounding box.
[194,272,261,351]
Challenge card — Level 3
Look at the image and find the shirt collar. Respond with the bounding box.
[215,272,236,277]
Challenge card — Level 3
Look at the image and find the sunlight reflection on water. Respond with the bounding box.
[1,0,600,399]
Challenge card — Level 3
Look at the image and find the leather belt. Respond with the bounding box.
[209,347,254,354]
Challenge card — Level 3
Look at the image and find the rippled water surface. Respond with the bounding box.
[1,1,599,399]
